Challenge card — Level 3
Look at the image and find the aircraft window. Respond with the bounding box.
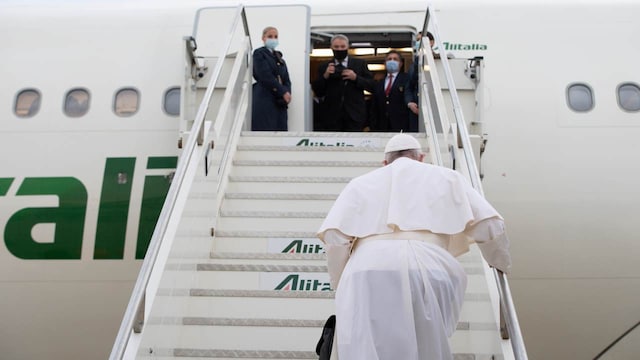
[163,87,180,116]
[15,89,41,118]
[617,83,640,112]
[64,88,91,117]
[114,88,140,117]
[566,83,594,112]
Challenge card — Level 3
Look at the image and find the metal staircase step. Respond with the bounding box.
[149,293,496,326]
[234,150,384,162]
[224,178,348,195]
[230,163,376,178]
[229,175,352,183]
[210,252,326,261]
[164,258,485,276]
[237,130,420,146]
[208,250,482,264]
[138,325,327,353]
[209,235,485,263]
[237,144,386,152]
[139,351,501,360]
[225,193,337,200]
[220,198,334,212]
[215,217,324,233]
[158,269,490,294]
[210,233,323,254]
[219,210,326,218]
[182,289,490,302]
[149,317,496,333]
[138,326,502,358]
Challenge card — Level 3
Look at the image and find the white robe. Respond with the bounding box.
[318,157,511,273]
[317,157,511,360]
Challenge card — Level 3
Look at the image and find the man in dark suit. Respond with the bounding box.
[312,34,375,131]
[371,50,411,132]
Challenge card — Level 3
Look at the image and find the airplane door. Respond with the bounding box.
[193,5,310,131]
[244,5,310,131]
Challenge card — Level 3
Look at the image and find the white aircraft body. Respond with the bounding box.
[1,0,639,359]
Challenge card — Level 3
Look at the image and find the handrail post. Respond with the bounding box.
[495,269,528,358]
[500,298,509,340]
[133,294,145,334]
[198,120,205,145]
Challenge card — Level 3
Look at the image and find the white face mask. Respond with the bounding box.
[265,38,279,50]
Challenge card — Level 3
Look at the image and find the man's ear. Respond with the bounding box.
[418,153,426,162]
[382,159,389,166]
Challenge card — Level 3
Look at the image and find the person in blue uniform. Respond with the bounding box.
[251,26,291,131]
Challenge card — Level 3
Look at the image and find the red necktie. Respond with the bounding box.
[384,74,394,96]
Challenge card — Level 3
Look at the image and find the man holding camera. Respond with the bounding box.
[312,34,375,131]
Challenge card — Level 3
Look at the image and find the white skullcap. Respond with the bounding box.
[384,134,422,154]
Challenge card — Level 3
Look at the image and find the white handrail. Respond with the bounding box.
[108,6,249,359]
[422,4,528,359]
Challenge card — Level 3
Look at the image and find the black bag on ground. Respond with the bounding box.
[315,314,336,360]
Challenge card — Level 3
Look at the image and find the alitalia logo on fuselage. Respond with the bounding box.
[274,274,331,291]
[0,156,177,260]
[441,42,487,51]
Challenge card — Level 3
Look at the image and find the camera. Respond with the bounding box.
[330,63,346,79]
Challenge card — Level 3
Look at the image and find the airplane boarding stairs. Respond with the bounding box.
[133,132,508,360]
[112,5,524,359]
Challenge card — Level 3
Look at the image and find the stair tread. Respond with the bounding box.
[156,288,491,302]
[141,351,500,360]
[164,261,485,276]
[148,316,497,331]
[233,159,382,166]
[237,144,385,151]
[229,175,352,182]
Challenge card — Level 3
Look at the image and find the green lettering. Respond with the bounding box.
[136,157,177,259]
[281,239,302,253]
[94,158,136,259]
[147,156,178,169]
[296,139,309,146]
[0,178,14,196]
[275,274,299,290]
[5,177,87,259]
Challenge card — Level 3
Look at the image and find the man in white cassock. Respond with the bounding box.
[317,133,511,360]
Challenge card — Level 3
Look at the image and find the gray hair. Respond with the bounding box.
[384,149,421,164]
[330,34,350,46]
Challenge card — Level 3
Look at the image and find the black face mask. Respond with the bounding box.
[332,49,348,61]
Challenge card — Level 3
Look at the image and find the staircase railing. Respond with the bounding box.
[108,5,251,359]
[420,4,528,359]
